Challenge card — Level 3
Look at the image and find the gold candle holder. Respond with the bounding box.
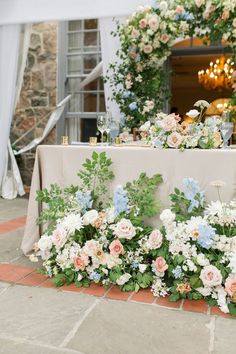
[114,137,121,145]
[89,137,97,145]
[61,135,69,145]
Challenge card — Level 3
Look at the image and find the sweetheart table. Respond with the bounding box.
[21,145,236,254]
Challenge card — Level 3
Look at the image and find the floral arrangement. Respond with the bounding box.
[34,152,236,315]
[153,179,236,315]
[108,0,236,129]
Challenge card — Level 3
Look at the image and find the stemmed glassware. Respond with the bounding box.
[104,111,112,145]
[109,119,120,144]
[97,114,108,145]
[220,122,234,148]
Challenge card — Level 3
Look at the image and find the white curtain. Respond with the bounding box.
[0,25,22,185]
[0,0,151,25]
[99,17,126,121]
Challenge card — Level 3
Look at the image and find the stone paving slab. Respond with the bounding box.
[67,298,211,354]
[214,316,236,354]
[0,228,25,263]
[0,336,84,354]
[0,198,28,221]
[0,285,95,347]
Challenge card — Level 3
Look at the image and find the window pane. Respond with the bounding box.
[84,79,99,91]
[84,55,98,73]
[84,31,98,48]
[68,33,82,53]
[68,78,82,92]
[99,94,106,112]
[84,93,97,112]
[68,94,83,112]
[68,21,82,31]
[84,19,97,30]
[67,56,82,74]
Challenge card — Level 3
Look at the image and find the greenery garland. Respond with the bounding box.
[108,0,236,129]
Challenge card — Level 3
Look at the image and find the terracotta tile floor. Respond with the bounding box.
[0,213,235,319]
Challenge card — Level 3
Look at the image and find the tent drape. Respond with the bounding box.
[99,17,125,120]
[0,0,151,25]
[0,24,22,184]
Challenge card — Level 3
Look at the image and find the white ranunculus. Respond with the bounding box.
[200,265,222,288]
[116,273,132,285]
[197,253,210,267]
[83,209,99,226]
[160,209,176,225]
[38,235,53,252]
[186,109,199,119]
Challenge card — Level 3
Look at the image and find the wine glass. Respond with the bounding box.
[105,111,112,145]
[109,119,120,144]
[220,122,234,148]
[97,114,108,145]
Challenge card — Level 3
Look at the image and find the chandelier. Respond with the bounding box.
[198,56,235,90]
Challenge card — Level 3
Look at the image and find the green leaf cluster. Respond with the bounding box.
[125,173,163,217]
[77,151,114,207]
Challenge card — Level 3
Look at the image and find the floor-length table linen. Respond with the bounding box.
[21,145,236,254]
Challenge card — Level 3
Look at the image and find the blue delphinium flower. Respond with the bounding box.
[76,190,93,213]
[123,91,131,98]
[172,266,183,279]
[113,185,129,216]
[197,224,216,249]
[129,102,137,111]
[131,260,139,269]
[89,272,101,283]
[183,178,205,212]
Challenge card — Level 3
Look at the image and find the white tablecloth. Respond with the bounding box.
[21,145,236,254]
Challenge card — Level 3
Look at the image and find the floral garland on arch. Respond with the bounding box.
[32,152,236,316]
[108,0,236,130]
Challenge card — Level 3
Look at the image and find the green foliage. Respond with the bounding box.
[125,173,163,217]
[36,184,79,233]
[77,151,114,207]
[170,187,205,222]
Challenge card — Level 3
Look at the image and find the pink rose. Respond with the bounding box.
[175,5,185,14]
[161,115,177,131]
[143,44,153,54]
[148,16,159,31]
[167,132,183,148]
[147,230,163,250]
[131,28,140,38]
[109,239,125,256]
[195,0,204,7]
[139,18,147,29]
[52,227,67,248]
[114,218,136,240]
[222,11,229,20]
[154,257,168,273]
[200,265,222,287]
[225,277,236,297]
[160,34,170,44]
[74,254,89,271]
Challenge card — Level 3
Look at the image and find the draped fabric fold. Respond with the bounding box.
[99,17,125,121]
[0,24,31,199]
[0,24,22,186]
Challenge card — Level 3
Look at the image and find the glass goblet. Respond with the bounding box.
[109,120,120,144]
[105,111,112,145]
[97,114,108,145]
[220,122,234,148]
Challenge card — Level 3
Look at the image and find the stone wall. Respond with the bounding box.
[11,22,58,186]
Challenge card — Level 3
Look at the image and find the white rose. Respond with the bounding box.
[200,265,222,287]
[197,253,210,267]
[139,121,151,132]
[138,264,147,273]
[186,109,199,119]
[160,209,176,225]
[116,273,132,285]
[167,132,183,148]
[83,210,99,226]
[196,287,212,296]
[159,1,168,13]
[146,229,163,250]
[114,218,136,240]
[38,235,53,252]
